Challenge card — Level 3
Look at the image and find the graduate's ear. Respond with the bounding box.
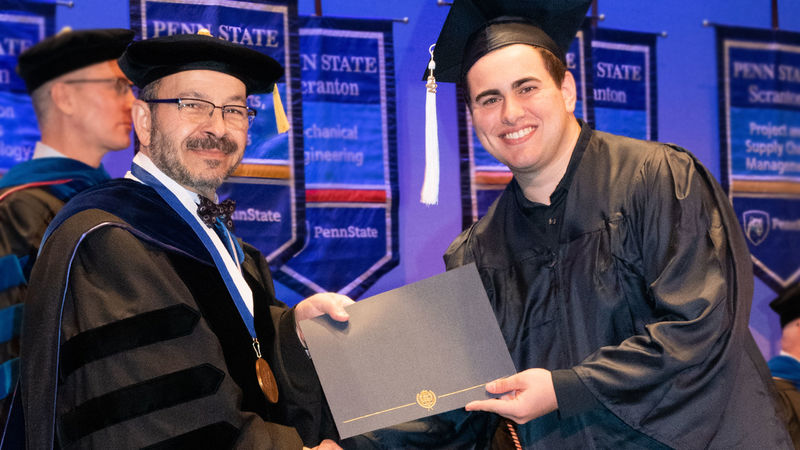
[131,99,152,148]
[561,70,577,114]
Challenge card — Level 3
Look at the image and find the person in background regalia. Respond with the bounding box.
[0,27,134,424]
[769,283,800,448]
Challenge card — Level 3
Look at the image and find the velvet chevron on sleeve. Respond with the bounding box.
[20,180,335,449]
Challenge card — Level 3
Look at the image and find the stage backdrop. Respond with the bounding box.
[0,0,55,174]
[589,27,658,141]
[130,0,307,268]
[716,25,800,291]
[275,16,399,299]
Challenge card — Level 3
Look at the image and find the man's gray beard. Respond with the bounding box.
[147,124,241,196]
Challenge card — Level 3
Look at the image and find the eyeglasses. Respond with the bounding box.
[62,78,133,96]
[145,98,257,130]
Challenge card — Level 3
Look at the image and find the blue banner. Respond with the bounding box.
[275,16,399,300]
[458,27,594,228]
[590,28,658,141]
[716,25,800,290]
[130,0,306,268]
[0,1,54,173]
[733,195,800,286]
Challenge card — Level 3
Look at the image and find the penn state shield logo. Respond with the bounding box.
[743,210,770,246]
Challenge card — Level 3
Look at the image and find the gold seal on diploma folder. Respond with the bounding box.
[300,263,517,439]
[416,390,437,410]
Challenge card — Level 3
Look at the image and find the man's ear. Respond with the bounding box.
[131,99,152,148]
[49,82,76,115]
[561,70,577,114]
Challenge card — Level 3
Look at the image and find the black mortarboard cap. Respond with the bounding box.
[118,32,283,96]
[770,283,800,328]
[17,28,135,93]
[427,0,592,83]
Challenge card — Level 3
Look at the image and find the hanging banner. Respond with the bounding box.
[589,28,658,141]
[275,16,399,299]
[0,0,55,174]
[458,27,593,228]
[716,25,800,290]
[130,0,306,268]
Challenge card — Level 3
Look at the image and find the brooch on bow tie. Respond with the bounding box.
[197,196,236,230]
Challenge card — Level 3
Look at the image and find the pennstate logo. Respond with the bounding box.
[743,210,770,246]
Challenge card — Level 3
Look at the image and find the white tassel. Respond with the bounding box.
[421,44,439,205]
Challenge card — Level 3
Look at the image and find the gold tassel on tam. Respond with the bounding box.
[421,44,439,205]
[273,87,290,134]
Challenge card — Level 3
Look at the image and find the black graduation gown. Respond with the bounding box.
[441,127,791,448]
[344,124,793,449]
[19,180,335,449]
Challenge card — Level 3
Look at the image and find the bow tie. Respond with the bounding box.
[197,196,236,230]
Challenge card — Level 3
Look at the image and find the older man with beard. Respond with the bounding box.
[17,32,349,449]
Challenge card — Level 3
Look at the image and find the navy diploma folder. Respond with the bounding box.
[298,263,517,439]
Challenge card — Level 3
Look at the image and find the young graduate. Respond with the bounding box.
[351,0,792,448]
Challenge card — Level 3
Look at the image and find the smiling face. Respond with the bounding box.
[466,44,580,182]
[133,70,249,198]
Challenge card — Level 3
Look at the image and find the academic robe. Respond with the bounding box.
[772,378,800,448]
[769,355,800,447]
[443,126,790,448]
[0,158,110,418]
[348,123,792,449]
[19,179,335,449]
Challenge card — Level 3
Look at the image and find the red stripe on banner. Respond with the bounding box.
[475,172,512,185]
[0,179,73,202]
[306,189,387,203]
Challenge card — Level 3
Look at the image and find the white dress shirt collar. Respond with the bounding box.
[32,142,67,159]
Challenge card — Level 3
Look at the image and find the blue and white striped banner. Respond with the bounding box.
[589,27,658,141]
[716,25,800,290]
[275,16,399,301]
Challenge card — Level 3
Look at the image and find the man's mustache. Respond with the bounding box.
[185,135,239,154]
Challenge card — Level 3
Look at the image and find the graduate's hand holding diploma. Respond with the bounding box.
[465,368,558,424]
[304,439,343,450]
[297,264,518,439]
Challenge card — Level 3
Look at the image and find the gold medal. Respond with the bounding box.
[252,338,279,403]
[255,357,279,403]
